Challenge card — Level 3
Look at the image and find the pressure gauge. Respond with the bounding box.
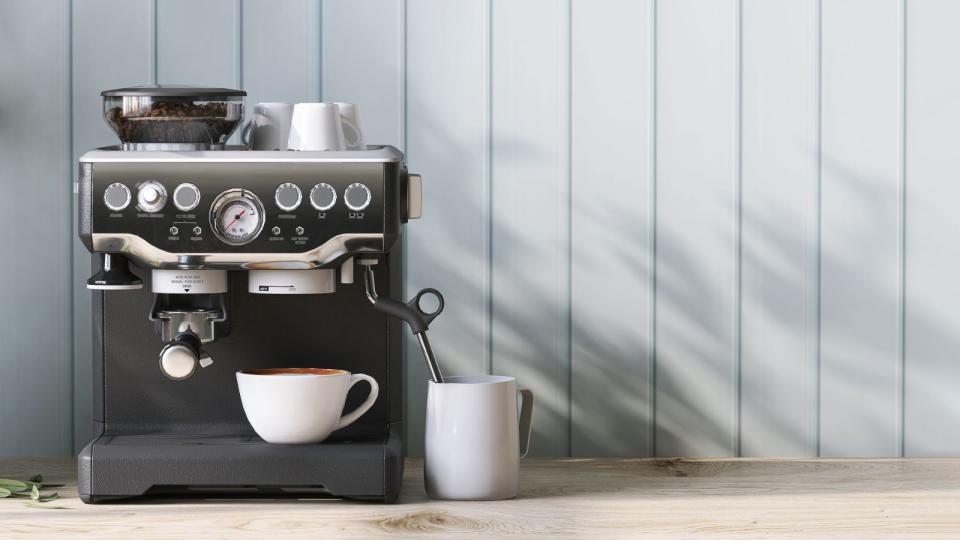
[209,189,265,246]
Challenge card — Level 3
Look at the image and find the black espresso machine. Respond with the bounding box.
[76,86,438,503]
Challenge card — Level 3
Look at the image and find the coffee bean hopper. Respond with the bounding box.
[101,85,245,151]
[77,84,437,503]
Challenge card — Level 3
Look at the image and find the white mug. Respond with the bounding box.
[424,375,534,500]
[287,103,346,151]
[236,368,379,444]
[242,102,293,150]
[335,102,365,150]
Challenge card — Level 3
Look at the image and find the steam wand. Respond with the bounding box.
[361,260,445,383]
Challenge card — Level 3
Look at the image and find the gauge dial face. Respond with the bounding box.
[210,189,265,245]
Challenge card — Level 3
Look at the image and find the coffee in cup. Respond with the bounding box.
[236,368,379,444]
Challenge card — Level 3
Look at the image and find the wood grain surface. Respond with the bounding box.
[2,458,960,538]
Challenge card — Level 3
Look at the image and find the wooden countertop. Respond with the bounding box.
[2,457,960,538]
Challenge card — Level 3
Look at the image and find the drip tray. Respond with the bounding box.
[78,423,404,503]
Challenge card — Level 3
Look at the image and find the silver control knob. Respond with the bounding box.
[169,226,179,236]
[271,226,281,236]
[275,182,302,211]
[103,182,131,211]
[343,183,371,211]
[192,226,202,236]
[137,181,167,213]
[159,343,197,380]
[173,183,201,212]
[310,183,337,211]
[295,226,305,236]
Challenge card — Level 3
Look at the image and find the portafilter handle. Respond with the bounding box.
[361,261,445,383]
[159,333,213,381]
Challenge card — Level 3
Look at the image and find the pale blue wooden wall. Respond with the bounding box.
[2,0,960,458]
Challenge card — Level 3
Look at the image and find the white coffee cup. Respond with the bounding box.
[287,103,346,151]
[335,102,365,150]
[424,375,534,500]
[236,368,379,444]
[242,102,294,150]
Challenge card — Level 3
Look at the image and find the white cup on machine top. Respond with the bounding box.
[424,375,534,500]
[242,102,294,151]
[286,102,365,152]
[288,103,346,151]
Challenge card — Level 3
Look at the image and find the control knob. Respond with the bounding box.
[137,181,167,213]
[310,183,337,211]
[275,182,302,211]
[103,182,131,211]
[173,183,201,212]
[344,183,371,211]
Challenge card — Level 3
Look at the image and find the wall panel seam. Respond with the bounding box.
[484,0,494,377]
[318,0,323,101]
[236,0,243,90]
[734,0,744,457]
[815,0,823,458]
[649,0,658,456]
[67,0,76,454]
[564,0,573,458]
[150,0,157,84]
[898,0,907,458]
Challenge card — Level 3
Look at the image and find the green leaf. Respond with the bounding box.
[23,502,68,510]
[28,474,42,484]
[0,479,29,492]
[0,487,11,498]
[37,493,59,503]
[30,484,39,501]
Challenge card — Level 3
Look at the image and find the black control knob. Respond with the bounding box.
[344,183,371,211]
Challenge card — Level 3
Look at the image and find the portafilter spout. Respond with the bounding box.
[361,259,445,383]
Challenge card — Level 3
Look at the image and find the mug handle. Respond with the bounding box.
[334,373,379,431]
[518,387,534,458]
[340,117,362,149]
[241,119,254,147]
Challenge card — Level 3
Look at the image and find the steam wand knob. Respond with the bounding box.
[87,253,143,290]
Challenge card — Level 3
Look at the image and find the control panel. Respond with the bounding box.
[81,160,402,257]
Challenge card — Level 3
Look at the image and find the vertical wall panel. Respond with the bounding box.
[739,0,819,456]
[570,0,653,457]
[157,0,237,87]
[405,0,489,456]
[242,0,320,107]
[904,0,960,456]
[655,0,739,457]
[0,0,73,456]
[491,0,569,455]
[72,0,154,452]
[820,0,902,457]
[322,0,404,148]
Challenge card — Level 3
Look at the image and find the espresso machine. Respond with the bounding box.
[77,86,434,503]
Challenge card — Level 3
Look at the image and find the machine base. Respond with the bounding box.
[78,422,404,503]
